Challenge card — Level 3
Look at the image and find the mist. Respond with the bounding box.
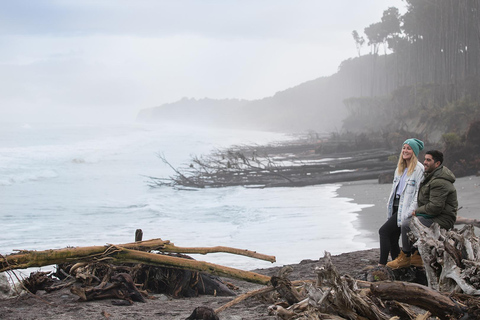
[0,0,404,124]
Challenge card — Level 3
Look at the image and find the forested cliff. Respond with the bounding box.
[137,0,480,143]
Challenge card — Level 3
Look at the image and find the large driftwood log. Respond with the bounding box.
[0,238,275,273]
[370,281,466,320]
[1,241,272,285]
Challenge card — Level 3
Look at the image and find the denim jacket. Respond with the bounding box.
[386,161,424,226]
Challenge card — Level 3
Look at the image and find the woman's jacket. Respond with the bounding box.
[386,160,424,226]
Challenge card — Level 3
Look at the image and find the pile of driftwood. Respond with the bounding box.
[264,217,480,320]
[2,218,480,319]
[149,140,396,189]
[0,233,274,305]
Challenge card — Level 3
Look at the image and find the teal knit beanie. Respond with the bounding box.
[403,138,424,157]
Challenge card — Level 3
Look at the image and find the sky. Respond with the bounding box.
[0,0,406,124]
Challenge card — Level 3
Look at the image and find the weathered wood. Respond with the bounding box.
[370,281,466,319]
[160,244,276,263]
[70,273,145,304]
[455,216,480,228]
[150,144,396,189]
[410,217,480,293]
[135,229,143,242]
[111,247,271,285]
[313,252,390,320]
[215,279,314,315]
[1,238,275,272]
[270,266,304,305]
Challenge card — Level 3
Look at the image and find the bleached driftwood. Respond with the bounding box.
[410,217,480,294]
[267,252,389,320]
[0,239,273,285]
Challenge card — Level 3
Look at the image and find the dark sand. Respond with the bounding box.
[1,175,478,319]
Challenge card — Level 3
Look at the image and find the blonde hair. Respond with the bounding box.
[397,150,418,176]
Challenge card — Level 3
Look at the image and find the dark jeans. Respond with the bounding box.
[378,211,401,265]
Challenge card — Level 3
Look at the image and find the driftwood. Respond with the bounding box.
[270,266,304,305]
[370,281,466,319]
[1,240,273,285]
[0,238,275,273]
[70,273,145,304]
[258,249,480,319]
[455,216,480,228]
[265,252,390,320]
[409,217,480,294]
[149,143,396,188]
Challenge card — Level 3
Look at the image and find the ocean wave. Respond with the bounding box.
[1,169,58,185]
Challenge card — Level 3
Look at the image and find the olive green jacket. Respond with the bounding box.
[416,165,458,229]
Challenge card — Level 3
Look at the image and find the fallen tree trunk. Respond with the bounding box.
[455,216,480,228]
[0,238,275,272]
[370,281,466,320]
[1,245,271,285]
[111,247,271,285]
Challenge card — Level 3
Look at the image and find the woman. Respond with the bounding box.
[378,138,424,266]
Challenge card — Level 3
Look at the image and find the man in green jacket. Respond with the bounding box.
[387,150,458,269]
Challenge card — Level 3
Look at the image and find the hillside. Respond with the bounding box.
[138,0,480,142]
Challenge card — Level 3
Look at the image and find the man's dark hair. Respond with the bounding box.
[425,150,444,165]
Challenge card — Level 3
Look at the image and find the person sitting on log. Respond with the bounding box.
[387,150,458,269]
[378,138,425,267]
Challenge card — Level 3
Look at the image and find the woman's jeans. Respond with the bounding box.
[378,210,400,265]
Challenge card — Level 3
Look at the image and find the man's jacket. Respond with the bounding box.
[416,165,458,229]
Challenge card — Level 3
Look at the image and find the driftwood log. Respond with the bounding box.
[0,239,273,285]
[370,281,466,319]
[0,238,274,272]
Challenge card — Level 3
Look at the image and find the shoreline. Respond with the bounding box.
[336,175,480,256]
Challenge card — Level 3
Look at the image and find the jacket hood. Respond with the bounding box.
[427,165,456,183]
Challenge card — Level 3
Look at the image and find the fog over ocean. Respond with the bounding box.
[0,122,375,271]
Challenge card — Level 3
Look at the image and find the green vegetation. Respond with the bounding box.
[342,1,480,177]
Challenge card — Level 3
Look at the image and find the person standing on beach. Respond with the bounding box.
[378,138,425,267]
[387,150,458,269]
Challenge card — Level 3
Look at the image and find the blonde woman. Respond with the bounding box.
[378,138,424,266]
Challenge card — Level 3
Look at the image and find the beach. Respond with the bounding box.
[338,175,480,247]
[1,175,479,319]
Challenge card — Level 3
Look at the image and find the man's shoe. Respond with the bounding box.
[410,251,424,267]
[386,251,411,269]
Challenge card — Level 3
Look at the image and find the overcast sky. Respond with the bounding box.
[1,0,405,124]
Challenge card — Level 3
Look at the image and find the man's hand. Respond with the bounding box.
[412,210,416,216]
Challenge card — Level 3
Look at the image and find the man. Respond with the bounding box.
[387,150,458,269]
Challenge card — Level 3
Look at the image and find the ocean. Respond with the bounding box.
[0,122,375,273]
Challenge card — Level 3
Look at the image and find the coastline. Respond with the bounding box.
[2,175,479,319]
[336,174,480,254]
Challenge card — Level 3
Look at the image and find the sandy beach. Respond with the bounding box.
[1,175,479,319]
[337,175,480,248]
